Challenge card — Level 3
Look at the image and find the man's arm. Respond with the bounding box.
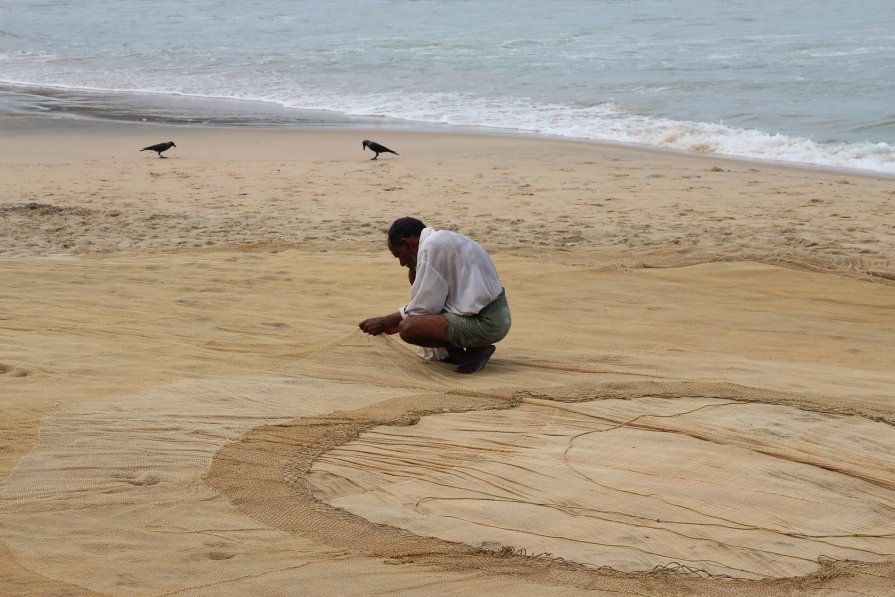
[359,312,402,336]
[359,268,416,336]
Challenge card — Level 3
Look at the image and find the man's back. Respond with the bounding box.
[409,229,503,316]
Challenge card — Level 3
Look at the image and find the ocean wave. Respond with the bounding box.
[3,80,893,175]
[294,91,895,174]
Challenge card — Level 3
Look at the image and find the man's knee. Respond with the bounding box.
[397,318,417,344]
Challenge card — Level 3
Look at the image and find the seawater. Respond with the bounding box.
[2,0,894,173]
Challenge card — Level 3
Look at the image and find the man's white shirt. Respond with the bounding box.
[400,228,503,318]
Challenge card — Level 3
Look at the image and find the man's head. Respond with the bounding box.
[387,216,426,270]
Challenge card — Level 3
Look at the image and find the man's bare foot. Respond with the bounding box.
[457,345,496,374]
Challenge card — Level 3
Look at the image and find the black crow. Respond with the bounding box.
[362,139,399,160]
[141,141,176,158]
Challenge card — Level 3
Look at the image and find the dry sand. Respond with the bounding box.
[1,111,894,595]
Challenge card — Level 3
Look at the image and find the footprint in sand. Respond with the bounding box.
[0,363,28,377]
[109,470,161,486]
[207,551,236,561]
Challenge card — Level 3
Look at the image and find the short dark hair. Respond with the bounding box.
[387,217,426,245]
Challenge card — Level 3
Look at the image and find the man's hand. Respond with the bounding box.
[359,312,402,336]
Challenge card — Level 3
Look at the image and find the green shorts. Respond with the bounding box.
[444,290,511,349]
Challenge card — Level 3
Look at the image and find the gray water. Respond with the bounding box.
[2,0,894,172]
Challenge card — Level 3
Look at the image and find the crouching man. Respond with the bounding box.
[359,216,511,374]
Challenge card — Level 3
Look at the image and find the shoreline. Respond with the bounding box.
[4,107,895,182]
[3,86,895,179]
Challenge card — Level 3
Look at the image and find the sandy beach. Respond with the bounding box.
[1,112,894,595]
